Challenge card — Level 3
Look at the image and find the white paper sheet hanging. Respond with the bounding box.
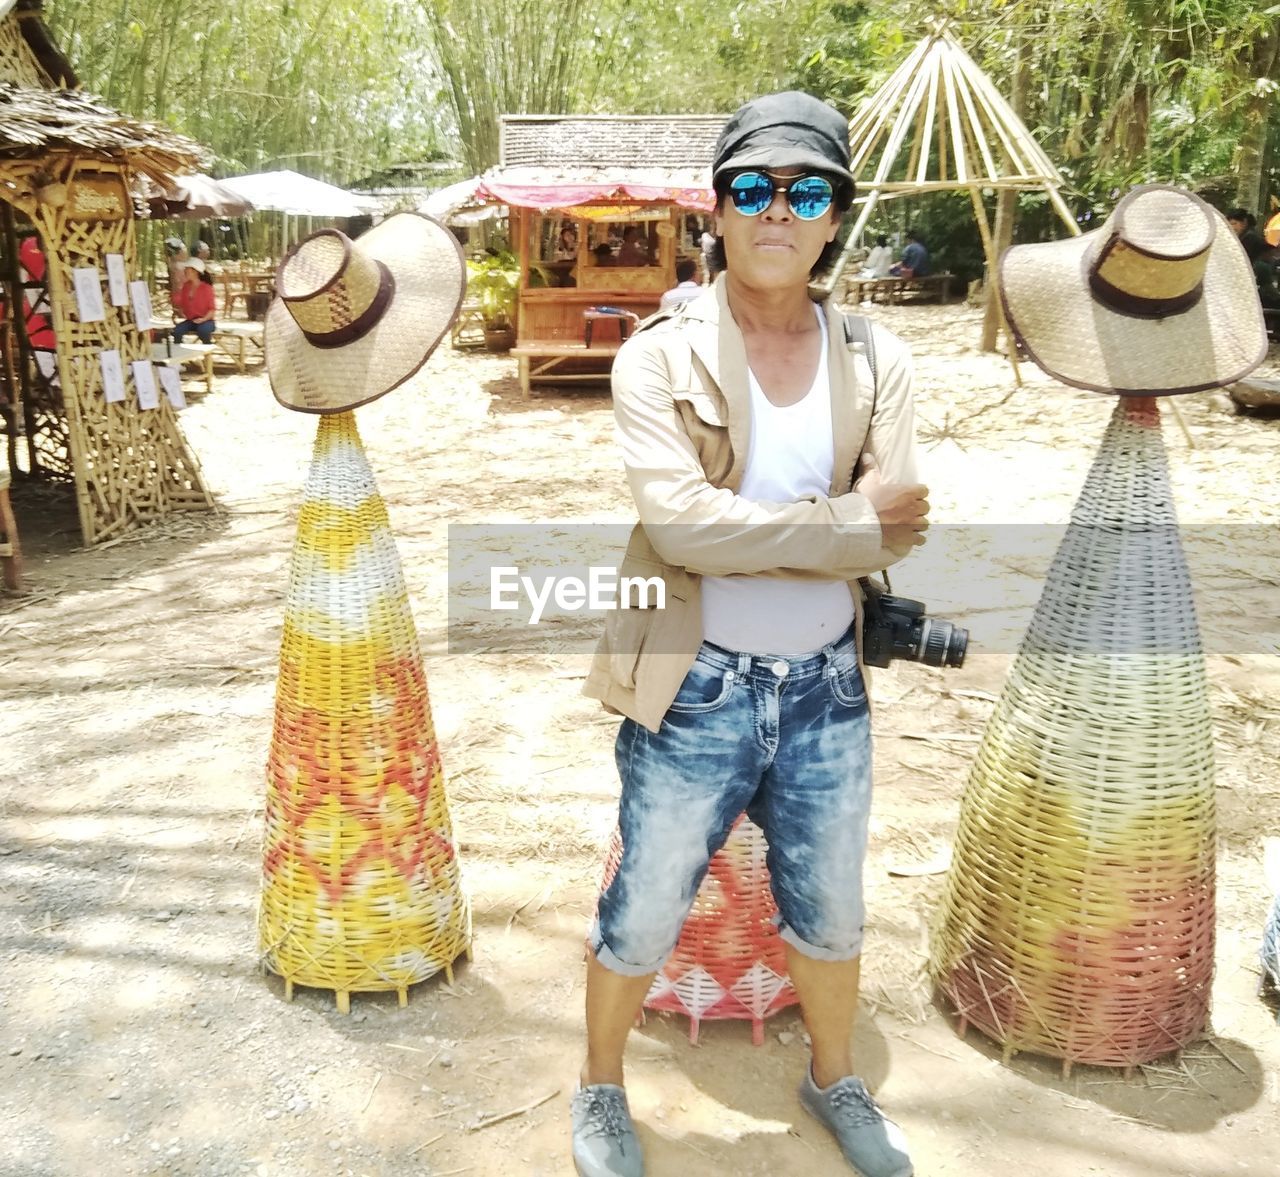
[129,280,153,330]
[131,360,159,410]
[99,349,126,403]
[158,364,186,409]
[105,254,129,306]
[73,267,106,323]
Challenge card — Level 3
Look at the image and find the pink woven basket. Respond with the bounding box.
[601,815,797,1044]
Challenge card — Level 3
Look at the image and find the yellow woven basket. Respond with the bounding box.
[259,411,471,1011]
[929,397,1215,1072]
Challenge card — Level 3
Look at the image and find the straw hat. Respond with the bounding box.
[266,212,465,414]
[1000,184,1267,395]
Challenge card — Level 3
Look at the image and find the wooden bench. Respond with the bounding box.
[846,272,954,306]
[510,340,623,397]
[152,342,214,395]
[212,320,265,373]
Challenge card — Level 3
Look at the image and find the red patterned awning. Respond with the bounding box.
[477,179,713,213]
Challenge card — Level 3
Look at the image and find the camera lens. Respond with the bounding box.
[917,619,968,668]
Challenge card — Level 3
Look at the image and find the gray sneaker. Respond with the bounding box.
[799,1067,913,1177]
[570,1083,644,1177]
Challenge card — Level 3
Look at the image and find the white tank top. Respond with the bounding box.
[701,306,856,655]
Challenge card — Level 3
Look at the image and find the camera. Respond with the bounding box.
[860,578,968,669]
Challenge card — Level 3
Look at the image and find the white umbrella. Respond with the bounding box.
[219,169,378,218]
[420,177,504,226]
[154,173,256,219]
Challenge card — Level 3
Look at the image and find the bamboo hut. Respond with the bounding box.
[476,114,722,395]
[0,0,212,547]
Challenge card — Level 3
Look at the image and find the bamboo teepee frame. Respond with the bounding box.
[824,22,1080,363]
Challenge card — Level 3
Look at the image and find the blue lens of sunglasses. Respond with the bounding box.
[728,172,835,220]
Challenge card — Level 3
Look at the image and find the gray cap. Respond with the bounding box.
[713,91,853,187]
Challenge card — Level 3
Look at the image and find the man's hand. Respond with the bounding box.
[855,455,929,554]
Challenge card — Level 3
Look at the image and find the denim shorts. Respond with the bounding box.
[590,626,872,975]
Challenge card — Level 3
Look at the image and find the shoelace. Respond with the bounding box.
[579,1090,630,1142]
[825,1080,884,1128]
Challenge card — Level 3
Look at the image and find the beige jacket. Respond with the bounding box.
[583,276,920,732]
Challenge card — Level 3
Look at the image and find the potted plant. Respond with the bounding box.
[467,252,519,351]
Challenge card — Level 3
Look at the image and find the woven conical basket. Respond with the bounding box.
[929,397,1215,1071]
[601,815,797,1045]
[260,412,471,1011]
[1262,895,1280,996]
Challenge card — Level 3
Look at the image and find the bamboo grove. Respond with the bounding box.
[46,0,1280,217]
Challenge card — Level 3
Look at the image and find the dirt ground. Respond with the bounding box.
[2,301,1279,1177]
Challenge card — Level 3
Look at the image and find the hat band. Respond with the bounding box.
[1087,269,1204,320]
[299,263,396,349]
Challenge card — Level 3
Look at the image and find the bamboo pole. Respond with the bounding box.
[940,47,969,184]
[848,39,931,172]
[967,183,1020,384]
[951,54,1000,181]
[916,49,941,185]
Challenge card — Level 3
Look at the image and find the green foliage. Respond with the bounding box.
[45,0,448,184]
[42,0,1280,229]
[465,251,519,326]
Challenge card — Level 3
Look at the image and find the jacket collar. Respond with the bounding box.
[681,274,862,495]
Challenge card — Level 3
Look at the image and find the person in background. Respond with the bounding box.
[1226,207,1268,262]
[193,239,212,262]
[171,258,217,344]
[616,225,650,266]
[593,242,615,267]
[700,227,718,282]
[658,257,703,310]
[890,229,930,278]
[859,234,894,278]
[553,224,579,261]
[165,236,188,292]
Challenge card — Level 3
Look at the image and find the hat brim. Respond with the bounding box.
[712,144,854,188]
[1000,216,1267,396]
[266,212,465,414]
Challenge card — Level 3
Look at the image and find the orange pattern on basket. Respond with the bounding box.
[259,412,470,1002]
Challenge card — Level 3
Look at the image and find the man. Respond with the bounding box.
[658,257,702,309]
[1227,207,1267,262]
[891,229,929,278]
[576,91,928,1177]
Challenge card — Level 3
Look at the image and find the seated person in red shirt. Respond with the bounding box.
[171,259,217,344]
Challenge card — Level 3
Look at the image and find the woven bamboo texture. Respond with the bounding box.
[1263,895,1280,996]
[260,412,470,1011]
[602,815,797,1045]
[929,397,1216,1072]
[0,5,211,545]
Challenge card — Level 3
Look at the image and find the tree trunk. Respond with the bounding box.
[1235,30,1280,215]
[983,32,1031,353]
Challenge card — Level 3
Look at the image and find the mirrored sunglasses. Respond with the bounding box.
[727,171,836,221]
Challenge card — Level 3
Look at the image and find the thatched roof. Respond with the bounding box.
[0,82,206,176]
[12,1,77,89]
[500,114,725,172]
